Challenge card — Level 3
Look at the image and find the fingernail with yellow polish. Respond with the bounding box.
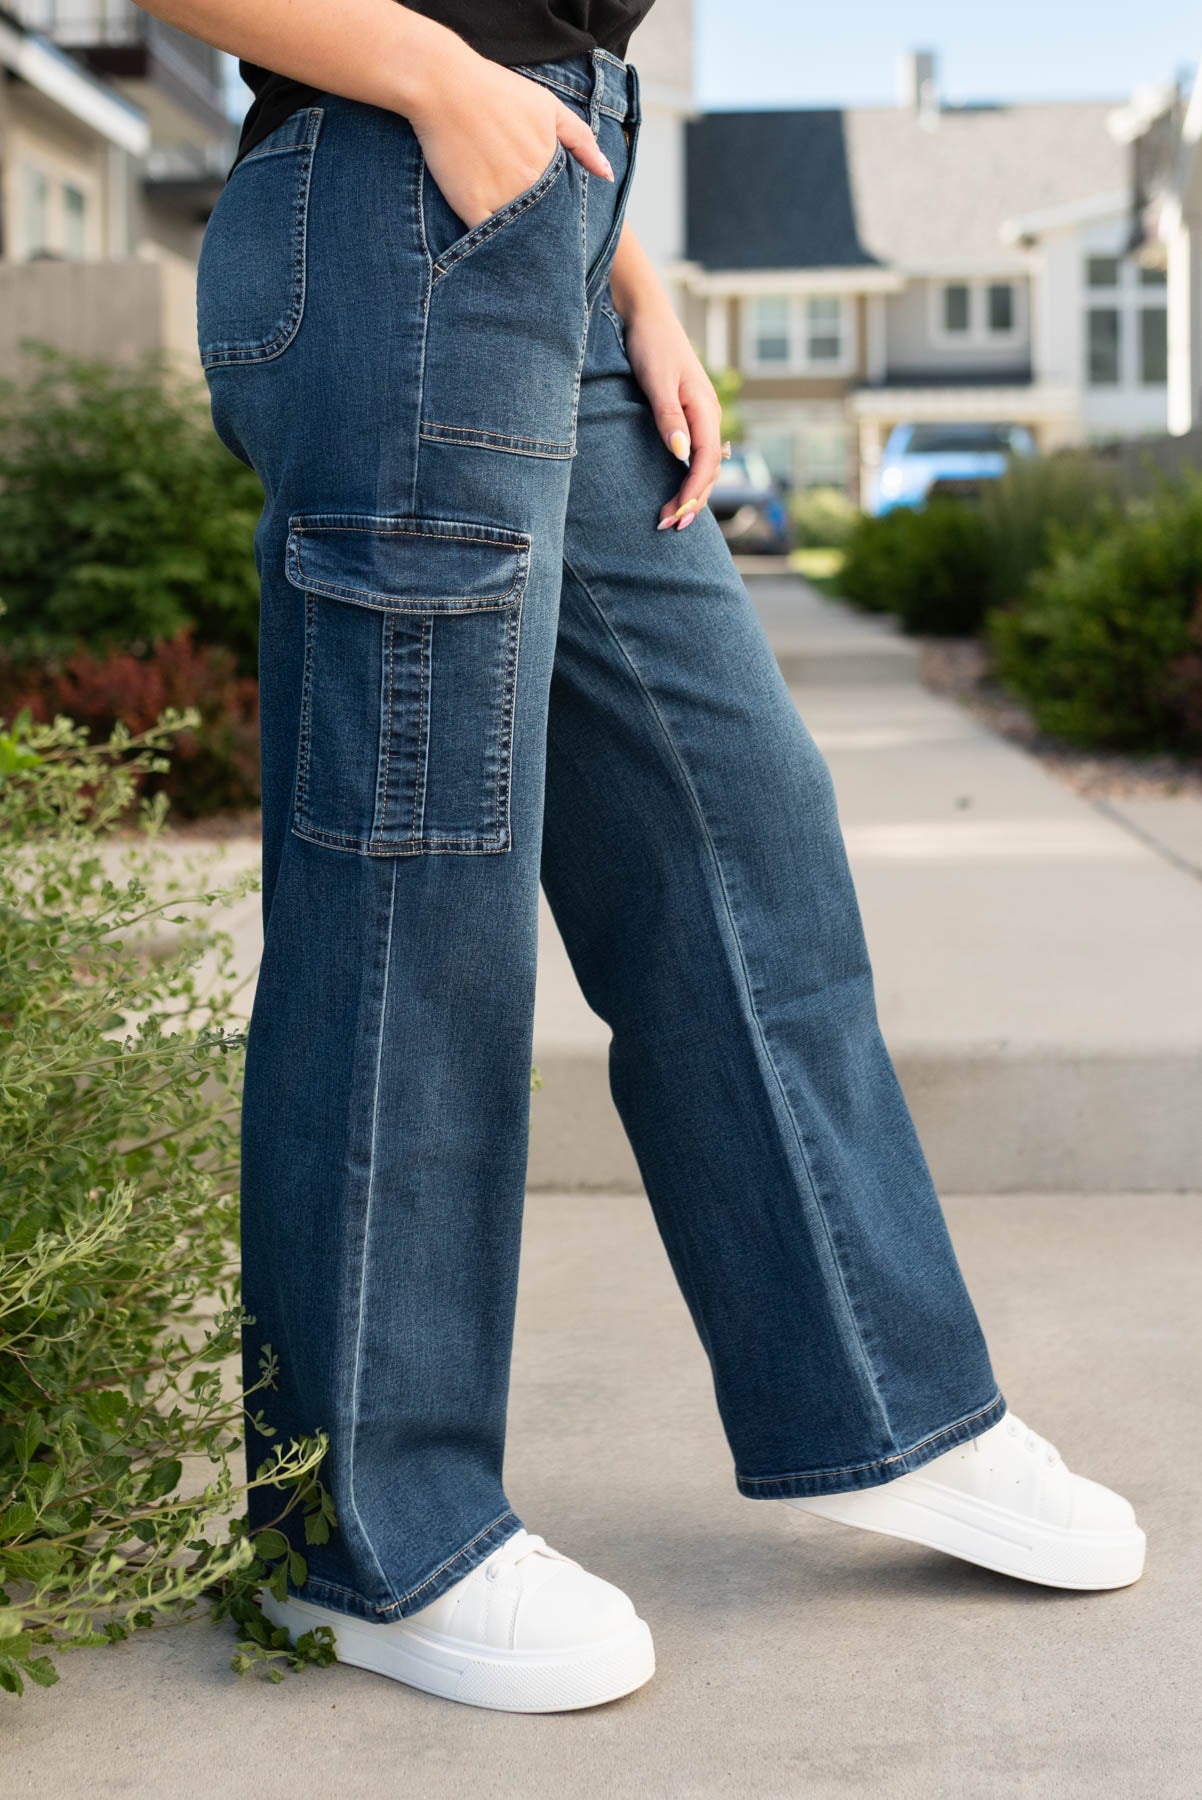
[669,430,690,463]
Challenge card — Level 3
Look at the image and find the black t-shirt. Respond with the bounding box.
[233,2,655,171]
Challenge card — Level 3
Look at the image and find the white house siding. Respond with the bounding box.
[623,0,693,308]
[883,275,1033,376]
[1039,213,1168,439]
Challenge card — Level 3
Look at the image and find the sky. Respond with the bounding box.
[695,0,1198,109]
[228,4,1199,117]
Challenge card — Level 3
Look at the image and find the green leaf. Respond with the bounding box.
[303,1510,330,1547]
[287,1549,307,1588]
[252,1529,289,1562]
[137,1459,183,1503]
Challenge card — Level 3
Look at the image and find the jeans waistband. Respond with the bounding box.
[512,48,640,126]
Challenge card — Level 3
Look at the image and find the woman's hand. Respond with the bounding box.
[409,47,613,231]
[609,227,725,530]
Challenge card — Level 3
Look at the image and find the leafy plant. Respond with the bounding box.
[978,449,1120,609]
[0,342,263,674]
[839,500,994,634]
[0,711,333,1696]
[790,484,858,549]
[0,629,260,818]
[989,477,1202,751]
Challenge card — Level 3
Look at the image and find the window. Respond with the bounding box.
[63,184,87,259]
[751,297,791,368]
[1081,254,1169,388]
[943,284,971,333]
[987,283,1015,332]
[1087,256,1121,288]
[22,165,49,258]
[933,280,1019,344]
[1087,309,1120,386]
[805,297,843,363]
[1140,308,1167,384]
[744,295,850,373]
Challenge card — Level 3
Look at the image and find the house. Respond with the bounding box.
[677,52,1170,499]
[0,1,234,375]
[1129,64,1202,438]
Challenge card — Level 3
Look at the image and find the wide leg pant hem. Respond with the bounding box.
[294,1508,524,1622]
[735,1391,1007,1499]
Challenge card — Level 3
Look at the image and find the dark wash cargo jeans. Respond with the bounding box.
[196,49,1003,1622]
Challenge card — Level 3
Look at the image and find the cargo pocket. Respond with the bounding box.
[285,514,530,856]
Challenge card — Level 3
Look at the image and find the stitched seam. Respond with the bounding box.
[292,822,506,855]
[294,591,316,820]
[561,554,898,1451]
[411,616,430,845]
[418,421,573,451]
[201,118,321,367]
[377,612,394,843]
[416,429,573,460]
[430,149,566,282]
[292,576,523,614]
[494,600,521,845]
[738,1393,1006,1485]
[388,1510,519,1611]
[344,859,400,1605]
[292,522,530,546]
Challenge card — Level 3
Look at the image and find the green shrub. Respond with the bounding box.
[0,713,333,1696]
[790,485,858,549]
[839,501,994,634]
[978,450,1120,608]
[989,477,1202,751]
[0,343,263,674]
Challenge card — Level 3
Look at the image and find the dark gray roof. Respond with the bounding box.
[686,102,1128,271]
[686,111,878,270]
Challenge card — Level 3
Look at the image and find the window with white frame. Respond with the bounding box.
[1083,255,1168,388]
[931,279,1021,346]
[63,183,88,259]
[745,295,851,374]
[22,164,50,258]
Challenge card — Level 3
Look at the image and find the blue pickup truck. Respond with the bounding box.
[869,421,1035,515]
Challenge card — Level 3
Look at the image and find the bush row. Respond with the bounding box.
[837,455,1202,755]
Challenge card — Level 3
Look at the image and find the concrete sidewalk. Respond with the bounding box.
[174,574,1202,1192]
[8,1188,1200,1798]
[528,576,1202,1193]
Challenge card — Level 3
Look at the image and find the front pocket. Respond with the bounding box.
[423,142,567,285]
[197,106,324,369]
[286,514,530,856]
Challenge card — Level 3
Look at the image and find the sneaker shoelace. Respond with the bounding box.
[998,1413,1062,1468]
[483,1532,573,1582]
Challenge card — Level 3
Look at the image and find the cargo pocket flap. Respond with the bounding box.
[286,513,530,614]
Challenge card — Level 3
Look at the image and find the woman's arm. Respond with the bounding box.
[135,0,612,226]
[609,225,725,530]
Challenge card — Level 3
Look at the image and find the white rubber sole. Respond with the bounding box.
[786,1479,1146,1590]
[259,1590,656,1713]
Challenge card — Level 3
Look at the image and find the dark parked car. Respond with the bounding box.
[708,446,791,554]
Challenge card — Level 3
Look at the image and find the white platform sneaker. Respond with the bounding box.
[259,1528,655,1712]
[785,1414,1146,1590]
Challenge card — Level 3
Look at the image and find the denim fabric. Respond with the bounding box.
[196,48,1003,1623]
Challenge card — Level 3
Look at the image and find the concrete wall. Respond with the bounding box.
[0,255,201,376]
[621,0,694,306]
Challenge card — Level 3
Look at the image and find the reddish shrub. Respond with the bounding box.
[0,630,260,817]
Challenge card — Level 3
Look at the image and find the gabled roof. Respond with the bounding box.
[686,101,1128,272]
